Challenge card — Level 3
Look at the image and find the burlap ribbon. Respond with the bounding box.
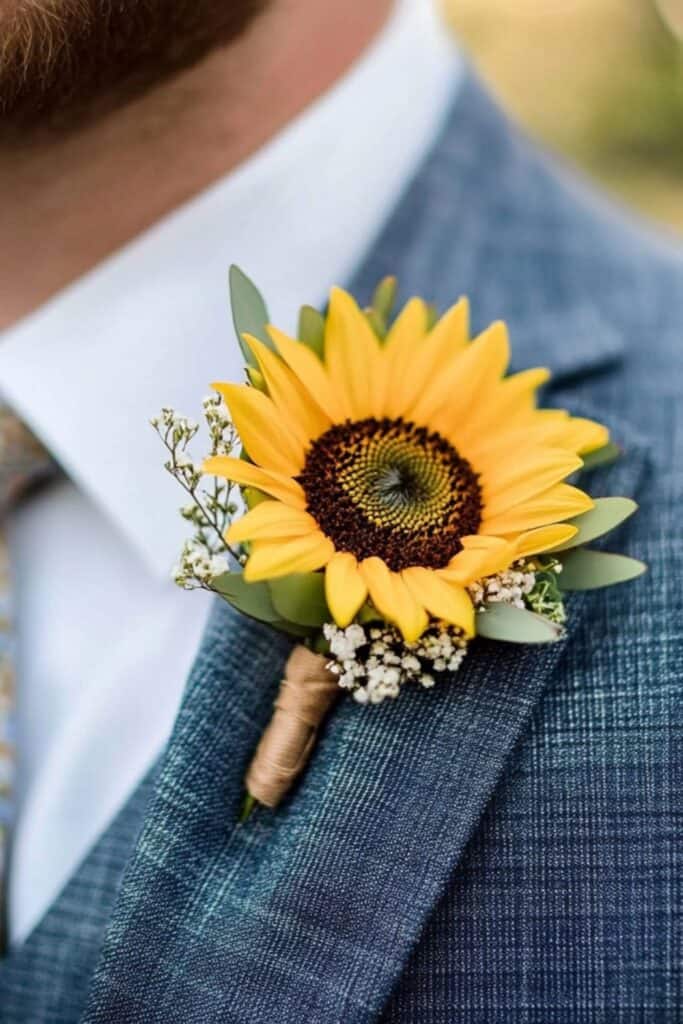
[244,645,339,808]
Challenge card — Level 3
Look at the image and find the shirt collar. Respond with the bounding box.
[0,0,461,577]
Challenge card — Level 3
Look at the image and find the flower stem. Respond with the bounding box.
[239,792,259,824]
[157,423,241,563]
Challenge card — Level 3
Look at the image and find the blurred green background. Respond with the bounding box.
[446,0,683,233]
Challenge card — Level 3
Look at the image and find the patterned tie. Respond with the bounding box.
[0,407,54,943]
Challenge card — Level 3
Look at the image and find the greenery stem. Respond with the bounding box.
[239,793,259,824]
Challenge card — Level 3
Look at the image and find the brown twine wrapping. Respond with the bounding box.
[244,645,340,808]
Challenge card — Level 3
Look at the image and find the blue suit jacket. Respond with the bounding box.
[2,71,680,1023]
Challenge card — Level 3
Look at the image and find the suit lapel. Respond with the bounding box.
[82,72,642,1023]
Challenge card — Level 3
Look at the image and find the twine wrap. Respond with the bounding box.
[245,645,339,808]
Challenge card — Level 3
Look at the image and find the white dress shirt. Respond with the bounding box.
[0,0,460,945]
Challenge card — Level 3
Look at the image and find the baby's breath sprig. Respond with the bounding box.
[467,556,566,626]
[324,556,567,704]
[523,557,566,625]
[151,397,243,591]
[324,621,469,705]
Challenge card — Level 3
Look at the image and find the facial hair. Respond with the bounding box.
[0,0,268,142]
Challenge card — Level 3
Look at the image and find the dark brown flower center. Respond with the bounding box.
[298,417,482,572]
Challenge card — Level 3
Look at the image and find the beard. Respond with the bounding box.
[0,0,268,142]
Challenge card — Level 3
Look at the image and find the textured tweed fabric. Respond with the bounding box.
[1,70,680,1023]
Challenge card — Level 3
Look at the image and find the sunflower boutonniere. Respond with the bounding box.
[154,266,646,820]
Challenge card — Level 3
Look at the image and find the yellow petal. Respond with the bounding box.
[213,382,304,475]
[226,501,318,544]
[461,367,551,441]
[403,567,475,637]
[412,320,510,428]
[325,552,368,628]
[513,523,578,558]
[465,409,569,463]
[495,365,551,408]
[440,535,516,585]
[481,483,594,534]
[243,532,335,582]
[360,557,428,642]
[243,335,331,445]
[481,448,583,520]
[398,299,471,423]
[324,287,382,418]
[382,297,439,417]
[490,412,607,458]
[384,297,430,351]
[267,325,346,422]
[557,416,610,455]
[203,456,306,509]
[425,297,470,354]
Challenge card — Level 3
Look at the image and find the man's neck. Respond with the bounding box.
[0,0,393,332]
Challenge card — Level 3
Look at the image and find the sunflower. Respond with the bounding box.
[204,288,607,642]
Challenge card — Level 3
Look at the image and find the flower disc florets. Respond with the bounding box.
[298,417,482,571]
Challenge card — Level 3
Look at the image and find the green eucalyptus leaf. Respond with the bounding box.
[476,603,565,644]
[297,305,325,358]
[269,572,330,627]
[211,571,281,623]
[358,602,381,625]
[557,549,647,591]
[425,302,439,330]
[312,631,330,654]
[371,276,397,323]
[242,487,269,510]
[365,308,387,340]
[580,442,621,471]
[271,620,316,638]
[228,264,274,367]
[551,497,638,552]
[245,366,267,391]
